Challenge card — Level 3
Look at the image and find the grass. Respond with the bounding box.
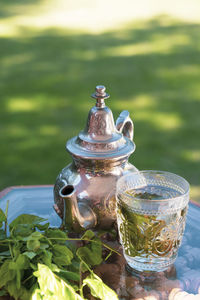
[0,7,200,202]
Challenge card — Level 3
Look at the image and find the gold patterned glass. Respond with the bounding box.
[116,170,190,272]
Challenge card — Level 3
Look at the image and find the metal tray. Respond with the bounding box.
[0,186,200,299]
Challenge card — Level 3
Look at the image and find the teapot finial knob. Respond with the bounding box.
[91,85,110,107]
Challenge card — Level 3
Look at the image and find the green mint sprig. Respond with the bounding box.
[0,203,119,300]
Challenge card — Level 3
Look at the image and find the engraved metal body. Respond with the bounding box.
[54,85,137,231]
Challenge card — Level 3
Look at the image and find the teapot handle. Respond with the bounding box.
[116,110,134,140]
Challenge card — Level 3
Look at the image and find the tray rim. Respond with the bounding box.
[0,185,54,199]
[0,185,200,207]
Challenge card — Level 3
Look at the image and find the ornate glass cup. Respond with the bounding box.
[116,170,190,272]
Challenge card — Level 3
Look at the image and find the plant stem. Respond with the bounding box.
[22,274,34,285]
[8,243,13,259]
[4,200,9,236]
[105,250,112,261]
[79,261,83,291]
[0,239,14,243]
[47,237,120,255]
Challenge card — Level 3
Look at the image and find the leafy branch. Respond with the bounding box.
[0,203,119,300]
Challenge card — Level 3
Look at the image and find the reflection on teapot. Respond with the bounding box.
[54,85,137,232]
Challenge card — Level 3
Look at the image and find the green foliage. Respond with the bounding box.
[83,273,118,300]
[52,244,73,267]
[77,237,102,272]
[9,215,47,230]
[0,205,119,299]
[33,264,84,300]
[0,209,6,227]
[0,260,16,288]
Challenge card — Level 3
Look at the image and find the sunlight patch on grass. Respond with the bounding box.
[103,34,189,57]
[181,150,200,162]
[189,85,200,99]
[1,53,33,67]
[6,94,66,113]
[132,95,157,109]
[39,125,59,136]
[5,125,29,137]
[115,95,182,130]
[0,0,200,36]
[71,50,98,61]
[7,98,41,112]
[158,65,200,99]
[136,111,182,130]
[4,125,60,138]
[115,95,156,110]
[191,185,200,203]
[159,65,200,78]
[0,24,21,37]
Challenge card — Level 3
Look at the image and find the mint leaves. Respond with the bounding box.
[77,230,102,271]
[0,205,119,299]
[83,274,118,300]
[33,263,84,300]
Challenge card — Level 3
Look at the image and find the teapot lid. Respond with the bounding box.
[66,85,135,160]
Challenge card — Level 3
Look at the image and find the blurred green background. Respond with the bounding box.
[0,0,200,202]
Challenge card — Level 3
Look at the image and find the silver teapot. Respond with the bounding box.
[54,85,137,232]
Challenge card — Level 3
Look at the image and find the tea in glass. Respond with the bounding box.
[116,171,190,272]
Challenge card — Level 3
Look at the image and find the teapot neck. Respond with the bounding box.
[73,156,128,174]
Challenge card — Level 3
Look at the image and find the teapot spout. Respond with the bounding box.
[59,185,97,232]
